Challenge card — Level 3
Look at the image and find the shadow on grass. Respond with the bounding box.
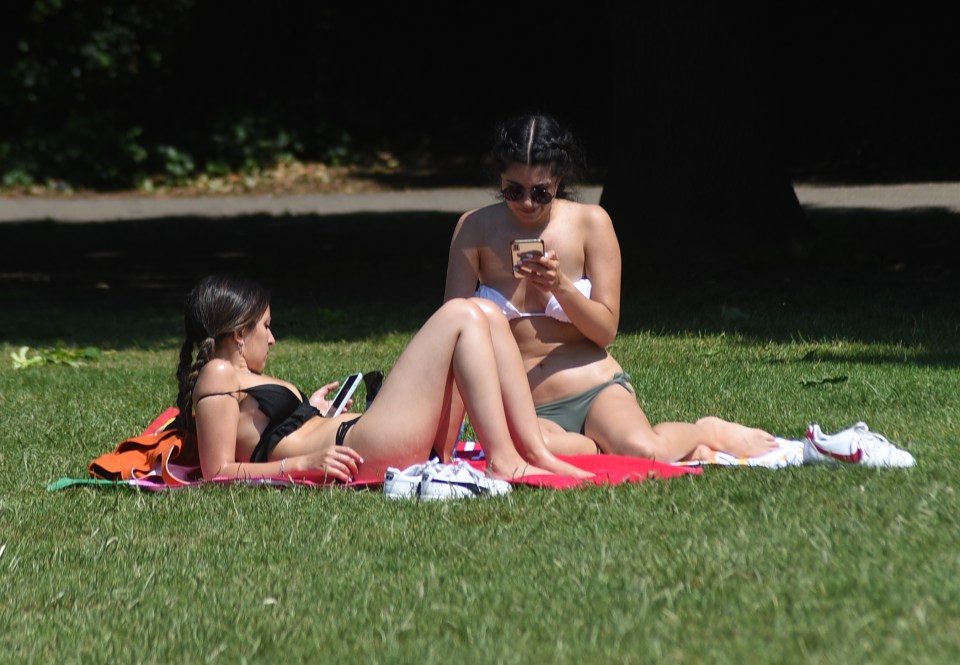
[614,205,960,368]
[1,205,958,364]
[0,211,459,347]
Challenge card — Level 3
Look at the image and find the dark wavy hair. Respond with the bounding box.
[175,274,271,430]
[488,113,587,201]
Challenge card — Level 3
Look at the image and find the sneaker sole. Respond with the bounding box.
[384,483,420,499]
[419,479,508,501]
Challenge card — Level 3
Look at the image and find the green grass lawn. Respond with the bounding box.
[1,211,959,664]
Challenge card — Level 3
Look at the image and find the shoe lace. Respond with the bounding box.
[854,425,911,463]
[853,423,892,447]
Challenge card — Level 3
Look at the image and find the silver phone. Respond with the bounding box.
[324,372,364,418]
[511,238,545,278]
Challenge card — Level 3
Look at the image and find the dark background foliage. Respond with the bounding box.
[0,2,607,188]
[3,2,954,190]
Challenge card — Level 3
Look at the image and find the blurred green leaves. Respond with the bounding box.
[0,1,357,190]
[10,344,102,369]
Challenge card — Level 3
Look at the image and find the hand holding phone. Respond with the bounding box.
[511,238,545,278]
[324,372,364,418]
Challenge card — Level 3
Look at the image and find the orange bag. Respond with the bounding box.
[88,409,202,486]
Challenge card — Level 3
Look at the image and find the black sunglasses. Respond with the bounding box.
[501,184,555,205]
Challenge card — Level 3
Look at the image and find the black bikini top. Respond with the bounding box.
[239,384,309,427]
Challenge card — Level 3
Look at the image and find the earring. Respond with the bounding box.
[237,340,245,355]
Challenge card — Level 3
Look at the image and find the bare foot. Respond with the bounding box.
[486,456,593,481]
[683,444,717,463]
[695,416,778,458]
[534,454,595,480]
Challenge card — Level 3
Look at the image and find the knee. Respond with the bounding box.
[443,298,488,326]
[467,297,509,326]
[610,432,661,460]
[626,439,660,460]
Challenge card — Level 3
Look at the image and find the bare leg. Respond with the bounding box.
[693,416,777,458]
[440,384,467,463]
[539,418,600,455]
[347,299,590,481]
[442,306,599,461]
[585,386,778,463]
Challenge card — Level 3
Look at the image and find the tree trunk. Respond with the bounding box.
[599,3,812,276]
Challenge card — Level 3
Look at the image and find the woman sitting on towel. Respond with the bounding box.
[176,274,592,483]
[443,112,780,463]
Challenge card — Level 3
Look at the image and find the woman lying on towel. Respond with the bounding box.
[176,274,593,483]
[444,112,780,463]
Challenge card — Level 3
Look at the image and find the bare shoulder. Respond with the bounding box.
[578,201,614,229]
[555,199,614,235]
[460,202,501,223]
[194,359,239,399]
[571,202,619,257]
[453,203,505,241]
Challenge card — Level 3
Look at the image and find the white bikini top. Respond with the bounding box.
[475,278,592,323]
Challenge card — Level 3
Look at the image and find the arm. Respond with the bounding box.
[194,392,261,480]
[443,210,482,302]
[529,205,622,347]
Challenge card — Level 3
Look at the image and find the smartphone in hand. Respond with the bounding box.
[510,238,545,278]
[324,372,364,418]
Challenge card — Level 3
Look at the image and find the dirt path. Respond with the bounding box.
[2,182,959,223]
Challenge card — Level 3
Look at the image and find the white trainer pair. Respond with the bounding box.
[803,421,916,468]
[383,460,512,500]
[383,460,439,500]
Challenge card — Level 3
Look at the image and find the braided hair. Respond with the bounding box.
[175,275,271,430]
[488,113,587,200]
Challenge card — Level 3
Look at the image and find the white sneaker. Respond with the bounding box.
[805,422,916,468]
[384,460,438,499]
[418,462,512,501]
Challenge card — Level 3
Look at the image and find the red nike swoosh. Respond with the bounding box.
[813,442,863,464]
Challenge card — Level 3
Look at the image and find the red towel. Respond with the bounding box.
[465,454,701,489]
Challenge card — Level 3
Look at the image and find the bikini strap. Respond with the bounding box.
[195,390,242,403]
